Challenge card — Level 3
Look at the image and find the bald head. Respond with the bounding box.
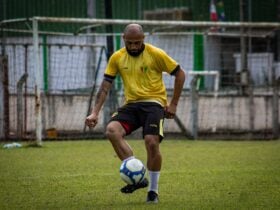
[124,24,144,36]
[123,24,145,56]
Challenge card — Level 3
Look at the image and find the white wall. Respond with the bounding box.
[8,94,280,135]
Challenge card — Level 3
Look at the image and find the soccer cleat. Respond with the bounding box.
[146,191,159,203]
[120,178,149,193]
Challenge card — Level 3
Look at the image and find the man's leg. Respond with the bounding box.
[145,134,161,203]
[106,121,149,193]
[106,121,133,160]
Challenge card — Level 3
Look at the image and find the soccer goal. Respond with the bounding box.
[188,71,220,139]
[1,17,279,143]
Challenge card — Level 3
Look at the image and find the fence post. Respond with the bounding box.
[248,82,255,139]
[17,73,28,140]
[190,75,199,139]
[32,18,43,146]
[272,65,279,139]
[0,56,9,140]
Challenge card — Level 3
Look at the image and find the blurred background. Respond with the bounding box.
[0,0,280,142]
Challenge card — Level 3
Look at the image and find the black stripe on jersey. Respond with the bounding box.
[104,74,116,83]
[170,65,180,76]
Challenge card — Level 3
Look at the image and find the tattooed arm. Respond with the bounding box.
[85,80,112,128]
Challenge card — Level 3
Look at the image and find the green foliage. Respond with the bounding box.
[0,140,280,209]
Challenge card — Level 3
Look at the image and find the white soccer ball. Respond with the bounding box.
[120,158,146,185]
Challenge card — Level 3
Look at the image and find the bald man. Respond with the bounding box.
[85,23,185,203]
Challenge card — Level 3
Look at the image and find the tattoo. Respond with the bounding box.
[95,88,108,105]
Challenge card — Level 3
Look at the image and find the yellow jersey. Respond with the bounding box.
[104,43,179,106]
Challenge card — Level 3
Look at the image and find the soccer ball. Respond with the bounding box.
[120,158,146,185]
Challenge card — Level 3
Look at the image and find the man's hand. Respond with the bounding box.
[85,113,98,128]
[165,67,185,119]
[164,103,177,119]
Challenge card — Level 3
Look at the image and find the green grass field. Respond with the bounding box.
[0,140,280,210]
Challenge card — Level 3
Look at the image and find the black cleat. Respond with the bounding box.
[121,178,149,193]
[146,191,159,203]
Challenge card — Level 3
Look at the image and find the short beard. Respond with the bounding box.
[126,44,145,57]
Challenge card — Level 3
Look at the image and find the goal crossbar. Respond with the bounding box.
[2,17,280,29]
[2,17,279,39]
[31,17,280,29]
[188,71,220,94]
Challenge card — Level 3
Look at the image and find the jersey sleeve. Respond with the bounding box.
[104,52,119,77]
[155,48,179,75]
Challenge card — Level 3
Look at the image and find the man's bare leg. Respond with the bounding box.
[106,121,148,193]
[106,121,133,160]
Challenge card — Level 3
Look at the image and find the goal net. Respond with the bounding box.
[1,17,279,143]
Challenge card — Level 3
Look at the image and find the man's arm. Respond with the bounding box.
[85,80,112,127]
[165,68,185,118]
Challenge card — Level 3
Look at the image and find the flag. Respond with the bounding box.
[210,0,218,21]
[217,0,226,21]
[209,0,226,32]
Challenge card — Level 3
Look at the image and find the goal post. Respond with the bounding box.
[32,18,42,146]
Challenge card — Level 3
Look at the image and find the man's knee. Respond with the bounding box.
[105,121,125,139]
[145,135,160,151]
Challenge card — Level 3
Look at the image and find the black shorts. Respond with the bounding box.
[109,102,165,140]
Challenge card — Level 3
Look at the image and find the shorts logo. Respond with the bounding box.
[111,112,118,117]
[149,124,158,128]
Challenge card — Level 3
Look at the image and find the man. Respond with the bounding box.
[85,23,185,203]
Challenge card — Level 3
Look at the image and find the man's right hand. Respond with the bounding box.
[85,113,98,128]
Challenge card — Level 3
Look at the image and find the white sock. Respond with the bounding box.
[148,170,160,194]
[122,156,135,162]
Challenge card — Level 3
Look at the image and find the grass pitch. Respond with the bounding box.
[0,140,280,210]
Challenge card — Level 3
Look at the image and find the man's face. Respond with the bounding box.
[123,33,144,56]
